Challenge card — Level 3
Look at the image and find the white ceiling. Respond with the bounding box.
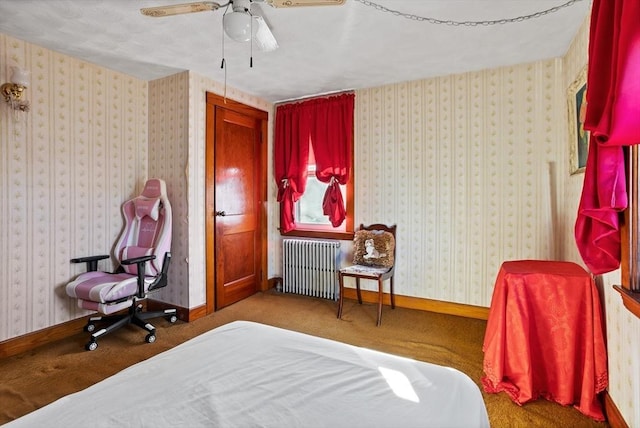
[0,0,591,103]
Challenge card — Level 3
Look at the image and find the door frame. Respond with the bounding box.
[205,92,269,315]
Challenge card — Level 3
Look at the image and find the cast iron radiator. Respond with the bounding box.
[282,239,340,300]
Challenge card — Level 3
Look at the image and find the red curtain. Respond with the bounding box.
[274,93,354,231]
[274,104,310,233]
[309,93,354,227]
[575,0,640,274]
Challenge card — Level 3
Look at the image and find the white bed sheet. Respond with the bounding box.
[6,321,489,428]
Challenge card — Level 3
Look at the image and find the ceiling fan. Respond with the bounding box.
[140,0,345,52]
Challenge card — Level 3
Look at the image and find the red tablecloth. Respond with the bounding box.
[482,260,608,421]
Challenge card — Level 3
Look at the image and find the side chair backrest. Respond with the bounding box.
[360,224,396,251]
[114,178,172,277]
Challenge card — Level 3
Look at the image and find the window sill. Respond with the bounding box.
[281,229,354,241]
[613,285,640,319]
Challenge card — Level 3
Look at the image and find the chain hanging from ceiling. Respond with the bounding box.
[354,0,583,26]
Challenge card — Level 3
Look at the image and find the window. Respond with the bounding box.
[296,165,345,227]
[283,148,354,240]
[289,144,353,237]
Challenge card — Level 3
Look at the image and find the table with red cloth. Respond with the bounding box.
[482,260,608,421]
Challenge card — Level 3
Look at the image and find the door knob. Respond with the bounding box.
[215,210,226,217]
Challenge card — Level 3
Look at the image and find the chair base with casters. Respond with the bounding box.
[69,252,177,351]
[337,224,396,326]
[83,302,177,351]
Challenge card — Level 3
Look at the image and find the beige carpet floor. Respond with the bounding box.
[0,290,608,427]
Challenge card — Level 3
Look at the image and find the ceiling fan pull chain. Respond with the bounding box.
[250,10,254,68]
[220,8,226,70]
[221,4,229,102]
[220,28,228,101]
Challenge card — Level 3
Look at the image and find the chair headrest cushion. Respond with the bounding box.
[134,197,161,221]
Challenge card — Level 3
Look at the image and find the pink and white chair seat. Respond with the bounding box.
[67,272,153,314]
[66,178,177,351]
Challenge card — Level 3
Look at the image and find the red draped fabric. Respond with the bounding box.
[575,0,640,274]
[274,104,310,233]
[574,135,626,274]
[274,93,354,231]
[308,93,354,227]
[483,261,608,421]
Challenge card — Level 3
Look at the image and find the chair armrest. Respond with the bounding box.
[121,255,157,298]
[120,254,156,266]
[70,255,110,272]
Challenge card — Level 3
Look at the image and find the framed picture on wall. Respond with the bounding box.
[567,66,588,175]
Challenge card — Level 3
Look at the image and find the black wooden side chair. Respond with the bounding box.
[337,224,396,326]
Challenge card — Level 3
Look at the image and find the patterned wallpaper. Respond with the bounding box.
[350,59,564,306]
[0,34,149,341]
[148,72,190,308]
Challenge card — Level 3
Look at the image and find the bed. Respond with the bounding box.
[6,321,489,427]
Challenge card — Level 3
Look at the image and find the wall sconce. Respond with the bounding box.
[1,66,30,112]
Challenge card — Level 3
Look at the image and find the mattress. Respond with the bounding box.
[5,321,489,427]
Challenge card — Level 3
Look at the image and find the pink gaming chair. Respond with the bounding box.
[66,178,177,351]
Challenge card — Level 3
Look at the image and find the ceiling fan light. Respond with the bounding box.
[223,11,252,42]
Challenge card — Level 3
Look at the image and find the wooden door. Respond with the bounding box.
[205,93,268,312]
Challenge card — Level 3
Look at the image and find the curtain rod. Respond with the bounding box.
[274,89,354,106]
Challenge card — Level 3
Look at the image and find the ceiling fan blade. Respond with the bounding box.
[247,3,278,51]
[264,0,345,8]
[253,15,279,51]
[140,1,223,17]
